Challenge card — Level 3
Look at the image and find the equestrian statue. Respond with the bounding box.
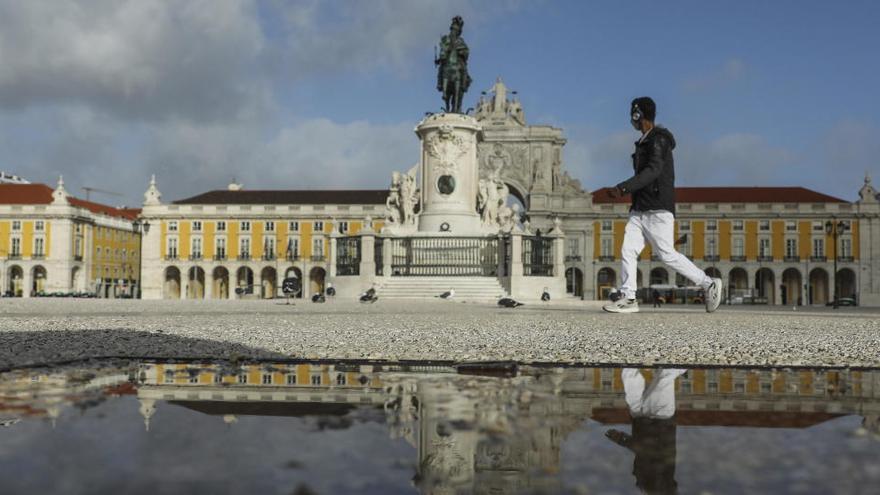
[435,16,472,114]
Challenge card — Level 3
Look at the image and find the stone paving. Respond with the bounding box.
[1,298,878,370]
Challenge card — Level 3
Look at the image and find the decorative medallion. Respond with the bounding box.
[440,222,450,232]
[437,174,456,195]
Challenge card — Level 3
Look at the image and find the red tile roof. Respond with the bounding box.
[0,183,138,220]
[173,189,389,205]
[592,186,849,204]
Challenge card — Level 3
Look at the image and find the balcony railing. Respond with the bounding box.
[757,255,773,262]
[703,255,720,262]
[238,253,251,261]
[189,254,203,261]
[598,255,614,262]
[8,253,21,260]
[214,254,227,261]
[310,255,325,262]
[729,255,746,262]
[810,255,827,262]
[784,255,800,262]
[166,254,178,260]
[285,253,300,261]
[837,256,854,263]
[565,255,582,262]
[262,253,276,261]
[31,254,46,260]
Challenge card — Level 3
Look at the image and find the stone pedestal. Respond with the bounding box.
[415,113,483,234]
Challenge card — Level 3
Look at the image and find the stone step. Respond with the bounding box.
[377,277,507,300]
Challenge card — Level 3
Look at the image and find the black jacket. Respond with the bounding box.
[616,126,676,215]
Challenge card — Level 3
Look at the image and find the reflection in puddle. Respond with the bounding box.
[1,361,879,494]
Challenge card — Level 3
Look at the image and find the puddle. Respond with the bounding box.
[1,360,878,494]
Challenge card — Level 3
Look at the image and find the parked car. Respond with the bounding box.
[826,297,857,307]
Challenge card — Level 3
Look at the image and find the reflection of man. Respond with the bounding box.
[606,368,686,495]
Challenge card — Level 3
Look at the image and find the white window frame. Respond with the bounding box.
[191,237,202,257]
[759,220,770,232]
[601,220,612,232]
[678,220,691,231]
[785,238,798,257]
[338,221,348,234]
[168,221,178,232]
[167,237,179,258]
[216,221,226,232]
[600,238,612,257]
[732,237,744,257]
[192,221,202,232]
[312,237,324,258]
[10,237,21,256]
[215,237,227,258]
[240,221,251,232]
[33,237,45,256]
[706,220,718,231]
[759,238,771,257]
[286,236,300,258]
[785,221,797,232]
[240,237,251,257]
[11,220,20,231]
[313,221,324,232]
[732,220,744,231]
[813,238,824,257]
[840,238,852,258]
[35,220,44,231]
[265,221,275,232]
[707,236,718,256]
[289,221,300,232]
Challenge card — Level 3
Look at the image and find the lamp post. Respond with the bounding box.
[132,219,150,299]
[825,219,846,309]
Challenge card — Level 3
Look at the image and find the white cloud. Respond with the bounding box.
[0,0,268,122]
[682,57,747,92]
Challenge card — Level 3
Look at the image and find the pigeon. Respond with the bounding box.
[541,287,551,302]
[311,293,325,303]
[438,288,455,300]
[498,297,524,308]
[360,287,378,303]
[325,285,336,297]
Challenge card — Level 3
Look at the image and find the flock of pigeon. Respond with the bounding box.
[281,276,550,307]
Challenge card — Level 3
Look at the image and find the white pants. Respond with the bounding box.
[622,368,687,419]
[620,210,712,300]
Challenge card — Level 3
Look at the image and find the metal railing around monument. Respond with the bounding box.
[522,236,554,276]
[336,237,361,276]
[389,237,500,276]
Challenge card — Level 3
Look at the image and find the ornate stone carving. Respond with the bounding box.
[426,124,468,175]
[385,165,420,228]
[143,174,162,206]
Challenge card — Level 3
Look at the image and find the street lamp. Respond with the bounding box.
[132,219,151,299]
[825,219,846,309]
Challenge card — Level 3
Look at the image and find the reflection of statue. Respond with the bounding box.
[435,16,472,113]
[606,368,686,495]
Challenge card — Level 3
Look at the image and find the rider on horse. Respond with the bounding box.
[436,16,472,114]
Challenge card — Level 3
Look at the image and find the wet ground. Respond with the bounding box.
[1,358,878,494]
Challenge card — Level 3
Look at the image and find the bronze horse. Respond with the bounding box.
[435,16,472,114]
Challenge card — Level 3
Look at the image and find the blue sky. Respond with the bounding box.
[0,0,877,206]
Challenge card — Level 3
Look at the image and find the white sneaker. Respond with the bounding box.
[603,298,640,313]
[705,277,722,313]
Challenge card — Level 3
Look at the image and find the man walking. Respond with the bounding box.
[604,97,722,313]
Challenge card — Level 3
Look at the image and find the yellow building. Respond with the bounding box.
[573,184,875,306]
[0,178,141,297]
[139,177,384,299]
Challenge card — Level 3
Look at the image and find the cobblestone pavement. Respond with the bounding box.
[1,298,878,369]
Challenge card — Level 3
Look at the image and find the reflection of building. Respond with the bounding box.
[3,360,879,492]
[0,178,141,297]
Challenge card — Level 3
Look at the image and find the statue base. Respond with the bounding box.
[415,113,483,235]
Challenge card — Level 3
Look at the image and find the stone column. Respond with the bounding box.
[360,232,376,279]
[329,231,340,278]
[415,113,483,234]
[22,267,32,298]
[551,234,565,277]
[509,233,524,299]
[205,266,214,300]
[382,237,393,277]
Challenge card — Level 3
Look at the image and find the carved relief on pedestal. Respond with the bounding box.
[426,124,469,176]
